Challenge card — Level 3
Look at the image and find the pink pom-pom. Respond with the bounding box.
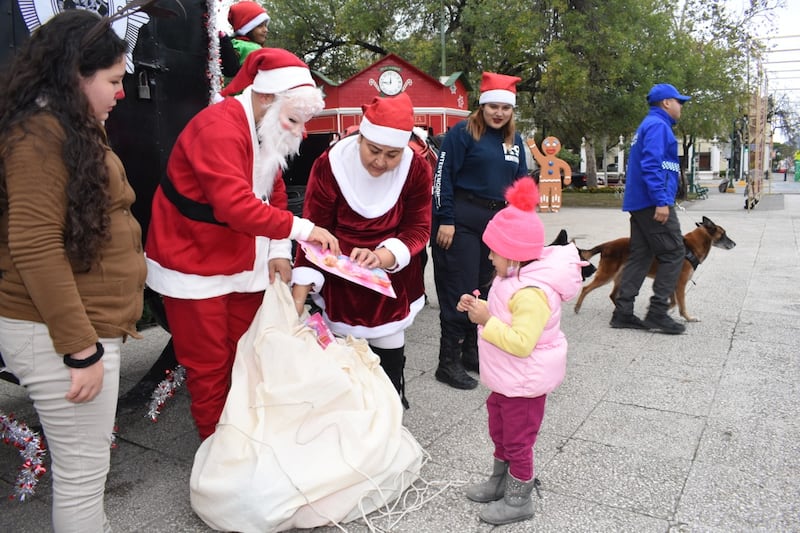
[504,177,539,211]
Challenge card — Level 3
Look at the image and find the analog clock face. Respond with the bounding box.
[378,70,403,95]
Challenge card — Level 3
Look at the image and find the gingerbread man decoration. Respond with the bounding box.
[527,136,571,212]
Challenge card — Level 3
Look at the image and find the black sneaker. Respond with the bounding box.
[610,312,650,330]
[643,313,686,335]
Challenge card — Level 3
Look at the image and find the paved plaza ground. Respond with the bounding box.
[2,179,799,532]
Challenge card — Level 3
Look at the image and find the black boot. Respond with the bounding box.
[371,345,410,409]
[435,335,478,390]
[461,327,479,373]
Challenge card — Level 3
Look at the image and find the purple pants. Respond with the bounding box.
[487,391,547,481]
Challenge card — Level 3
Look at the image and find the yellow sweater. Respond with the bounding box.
[482,287,550,357]
[0,113,147,354]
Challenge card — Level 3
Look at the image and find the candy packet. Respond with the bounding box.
[305,312,334,349]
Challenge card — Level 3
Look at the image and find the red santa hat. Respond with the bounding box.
[228,1,270,36]
[220,47,315,97]
[478,72,521,106]
[359,92,415,148]
[483,178,544,261]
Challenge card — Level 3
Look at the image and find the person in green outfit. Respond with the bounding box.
[228,1,270,66]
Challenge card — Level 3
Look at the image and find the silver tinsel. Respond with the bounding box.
[206,0,229,102]
[146,365,187,422]
[0,411,47,501]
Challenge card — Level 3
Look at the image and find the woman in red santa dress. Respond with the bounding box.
[292,92,432,409]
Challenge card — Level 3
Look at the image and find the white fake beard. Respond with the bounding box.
[253,102,303,199]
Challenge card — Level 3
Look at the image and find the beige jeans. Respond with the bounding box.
[0,317,120,533]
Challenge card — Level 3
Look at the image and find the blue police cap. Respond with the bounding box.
[647,83,691,105]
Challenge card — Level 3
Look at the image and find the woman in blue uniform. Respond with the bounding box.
[431,72,528,390]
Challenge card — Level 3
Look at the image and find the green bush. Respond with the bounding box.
[560,188,624,207]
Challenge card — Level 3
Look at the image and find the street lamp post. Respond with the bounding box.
[440,0,446,77]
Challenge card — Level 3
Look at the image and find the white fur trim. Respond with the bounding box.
[234,87,277,200]
[328,136,412,219]
[312,295,426,339]
[235,12,269,36]
[252,66,315,94]
[479,89,516,106]
[291,266,325,291]
[289,217,314,241]
[268,238,292,261]
[359,116,412,148]
[144,237,272,299]
[379,238,410,273]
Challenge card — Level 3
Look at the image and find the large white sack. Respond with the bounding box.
[190,280,423,532]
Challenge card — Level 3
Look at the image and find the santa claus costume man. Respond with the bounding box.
[145,48,339,439]
[291,93,432,409]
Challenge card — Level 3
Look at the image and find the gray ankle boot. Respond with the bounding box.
[479,473,536,525]
[465,458,507,503]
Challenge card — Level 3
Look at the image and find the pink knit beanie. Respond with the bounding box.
[482,177,545,261]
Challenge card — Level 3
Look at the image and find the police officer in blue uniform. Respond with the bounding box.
[611,83,690,335]
[431,72,528,389]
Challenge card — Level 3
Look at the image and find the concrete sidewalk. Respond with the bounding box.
[2,181,799,532]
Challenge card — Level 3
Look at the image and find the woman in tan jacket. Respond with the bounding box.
[0,10,146,532]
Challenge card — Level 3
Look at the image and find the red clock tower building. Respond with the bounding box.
[305,53,472,137]
[282,54,472,194]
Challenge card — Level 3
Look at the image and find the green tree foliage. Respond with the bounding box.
[533,0,675,184]
[264,0,781,181]
[772,142,795,171]
[266,0,548,94]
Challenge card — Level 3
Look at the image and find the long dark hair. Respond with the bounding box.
[0,9,128,267]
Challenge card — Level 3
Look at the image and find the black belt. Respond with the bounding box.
[455,189,507,211]
[160,175,227,226]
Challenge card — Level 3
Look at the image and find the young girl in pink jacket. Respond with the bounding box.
[456,177,584,525]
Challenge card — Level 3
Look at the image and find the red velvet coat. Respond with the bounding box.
[295,148,432,330]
